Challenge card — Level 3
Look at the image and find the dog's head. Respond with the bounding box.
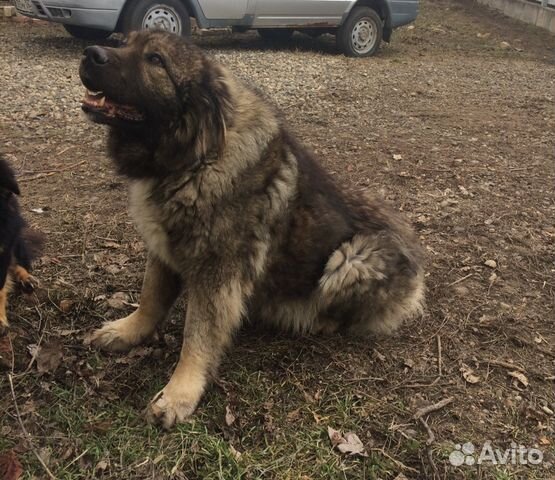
[79,30,232,178]
[0,157,20,197]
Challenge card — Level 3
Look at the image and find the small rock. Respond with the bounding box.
[484,259,497,268]
[500,41,511,50]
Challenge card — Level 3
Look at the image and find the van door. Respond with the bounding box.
[252,0,350,27]
[196,0,249,20]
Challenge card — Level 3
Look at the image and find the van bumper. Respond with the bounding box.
[13,0,124,31]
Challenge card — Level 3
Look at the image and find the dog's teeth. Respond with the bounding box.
[98,96,106,107]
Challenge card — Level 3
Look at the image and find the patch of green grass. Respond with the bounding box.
[492,469,516,480]
[9,372,404,480]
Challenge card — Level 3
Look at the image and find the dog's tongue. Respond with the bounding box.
[82,89,144,121]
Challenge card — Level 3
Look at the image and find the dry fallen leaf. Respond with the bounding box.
[229,444,242,460]
[327,426,368,457]
[225,405,236,426]
[0,450,23,480]
[59,299,75,313]
[328,426,344,447]
[372,349,386,362]
[107,292,130,309]
[36,340,63,373]
[508,370,529,388]
[460,365,480,384]
[105,265,121,275]
[286,408,301,422]
[541,405,554,416]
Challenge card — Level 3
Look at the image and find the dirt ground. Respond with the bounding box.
[0,1,554,478]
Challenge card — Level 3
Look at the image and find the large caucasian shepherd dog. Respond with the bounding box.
[79,31,424,429]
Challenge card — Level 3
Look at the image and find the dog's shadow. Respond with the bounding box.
[194,31,341,56]
[23,29,361,58]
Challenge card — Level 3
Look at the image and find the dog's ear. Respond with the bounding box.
[193,69,232,160]
[0,158,20,195]
[175,61,233,163]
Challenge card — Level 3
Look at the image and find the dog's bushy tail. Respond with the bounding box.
[16,228,45,271]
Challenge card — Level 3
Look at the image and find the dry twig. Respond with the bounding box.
[370,448,419,474]
[413,396,454,476]
[19,159,86,182]
[413,396,454,420]
[446,273,473,288]
[482,358,526,372]
[436,335,442,376]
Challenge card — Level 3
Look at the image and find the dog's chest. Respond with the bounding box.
[129,181,174,265]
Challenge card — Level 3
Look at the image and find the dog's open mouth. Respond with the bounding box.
[81,90,145,123]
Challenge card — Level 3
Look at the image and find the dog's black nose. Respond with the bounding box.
[84,46,109,65]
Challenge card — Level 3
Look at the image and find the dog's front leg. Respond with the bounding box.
[90,254,182,352]
[0,282,11,330]
[146,280,245,429]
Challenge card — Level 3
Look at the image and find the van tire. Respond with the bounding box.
[121,0,191,37]
[337,7,382,57]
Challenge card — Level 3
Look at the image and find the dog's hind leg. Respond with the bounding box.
[319,233,424,335]
[89,254,182,352]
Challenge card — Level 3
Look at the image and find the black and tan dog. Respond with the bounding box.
[80,31,425,429]
[0,157,40,330]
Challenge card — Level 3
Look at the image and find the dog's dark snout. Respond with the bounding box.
[84,46,109,66]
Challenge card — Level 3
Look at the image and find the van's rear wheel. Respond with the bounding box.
[337,7,382,57]
[63,25,111,40]
[121,0,191,36]
[258,28,294,42]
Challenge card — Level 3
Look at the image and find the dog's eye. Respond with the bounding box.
[147,53,164,67]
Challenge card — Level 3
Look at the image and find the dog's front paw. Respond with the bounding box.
[146,388,199,430]
[18,274,39,294]
[13,266,39,294]
[86,311,153,352]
